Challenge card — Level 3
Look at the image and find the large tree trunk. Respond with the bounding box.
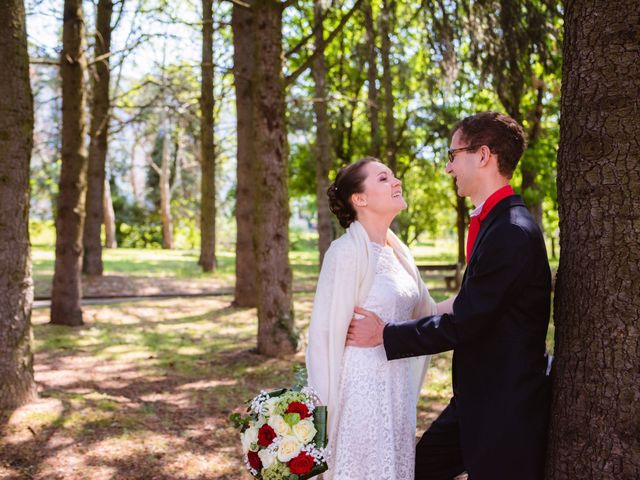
[362,0,381,158]
[253,0,297,356]
[160,126,173,249]
[311,0,333,266]
[546,1,640,478]
[51,0,89,326]
[0,0,36,409]
[199,0,217,272]
[83,0,113,275]
[232,1,257,307]
[103,178,117,248]
[380,0,396,172]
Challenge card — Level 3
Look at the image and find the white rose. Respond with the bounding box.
[263,397,280,416]
[292,419,317,444]
[268,414,291,437]
[258,448,276,469]
[241,426,259,453]
[277,435,303,462]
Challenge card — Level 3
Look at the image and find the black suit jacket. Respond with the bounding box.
[384,195,552,480]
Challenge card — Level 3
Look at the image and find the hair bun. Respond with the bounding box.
[326,158,376,229]
[327,183,356,229]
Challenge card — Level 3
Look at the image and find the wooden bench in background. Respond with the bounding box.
[417,263,464,291]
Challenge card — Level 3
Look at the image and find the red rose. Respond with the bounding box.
[286,401,310,419]
[288,451,315,475]
[257,424,276,447]
[247,451,262,471]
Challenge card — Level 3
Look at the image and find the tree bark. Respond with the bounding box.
[83,0,113,275]
[103,178,117,248]
[362,0,381,158]
[199,0,217,272]
[51,0,89,326]
[0,0,36,409]
[546,1,640,478]
[380,0,396,172]
[311,0,334,266]
[232,1,257,307]
[253,0,297,356]
[160,125,173,249]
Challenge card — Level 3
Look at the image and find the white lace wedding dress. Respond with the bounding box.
[331,242,422,480]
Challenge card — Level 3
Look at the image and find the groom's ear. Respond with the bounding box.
[478,145,495,168]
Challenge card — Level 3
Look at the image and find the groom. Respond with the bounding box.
[346,111,552,480]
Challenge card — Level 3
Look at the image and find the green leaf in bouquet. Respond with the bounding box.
[229,412,251,430]
[266,388,288,398]
[283,412,301,426]
[299,462,329,479]
[261,461,290,480]
[312,406,327,448]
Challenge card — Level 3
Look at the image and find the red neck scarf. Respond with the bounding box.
[466,185,515,262]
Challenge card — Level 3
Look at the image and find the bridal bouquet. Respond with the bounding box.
[231,386,328,480]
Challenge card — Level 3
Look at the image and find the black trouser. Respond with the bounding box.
[415,401,466,480]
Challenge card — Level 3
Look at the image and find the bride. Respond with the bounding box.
[306,158,452,480]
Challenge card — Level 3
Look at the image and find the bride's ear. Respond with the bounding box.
[351,192,367,207]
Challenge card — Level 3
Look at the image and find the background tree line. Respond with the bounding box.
[22,0,563,344]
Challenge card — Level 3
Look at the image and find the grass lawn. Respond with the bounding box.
[0,295,453,480]
[30,238,464,299]
[31,247,323,299]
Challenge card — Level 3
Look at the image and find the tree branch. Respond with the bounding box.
[285,8,329,59]
[29,57,60,66]
[284,0,365,87]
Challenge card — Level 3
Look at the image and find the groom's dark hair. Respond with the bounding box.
[452,111,527,178]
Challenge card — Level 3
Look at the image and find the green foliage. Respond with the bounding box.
[29,219,56,246]
[24,0,563,261]
[111,183,163,248]
[289,143,316,197]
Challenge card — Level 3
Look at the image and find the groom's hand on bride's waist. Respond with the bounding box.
[345,307,385,347]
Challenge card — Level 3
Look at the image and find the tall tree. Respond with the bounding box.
[231,0,257,307]
[380,0,396,172]
[546,0,640,477]
[83,0,114,275]
[159,124,173,249]
[51,0,89,326]
[235,0,366,348]
[253,0,297,356]
[199,0,217,272]
[103,178,117,248]
[311,0,334,264]
[362,0,381,158]
[0,0,36,408]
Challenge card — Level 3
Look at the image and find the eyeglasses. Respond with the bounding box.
[447,145,482,163]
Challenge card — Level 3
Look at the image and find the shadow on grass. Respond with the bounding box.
[1,298,316,478]
[1,295,451,479]
[2,348,298,479]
